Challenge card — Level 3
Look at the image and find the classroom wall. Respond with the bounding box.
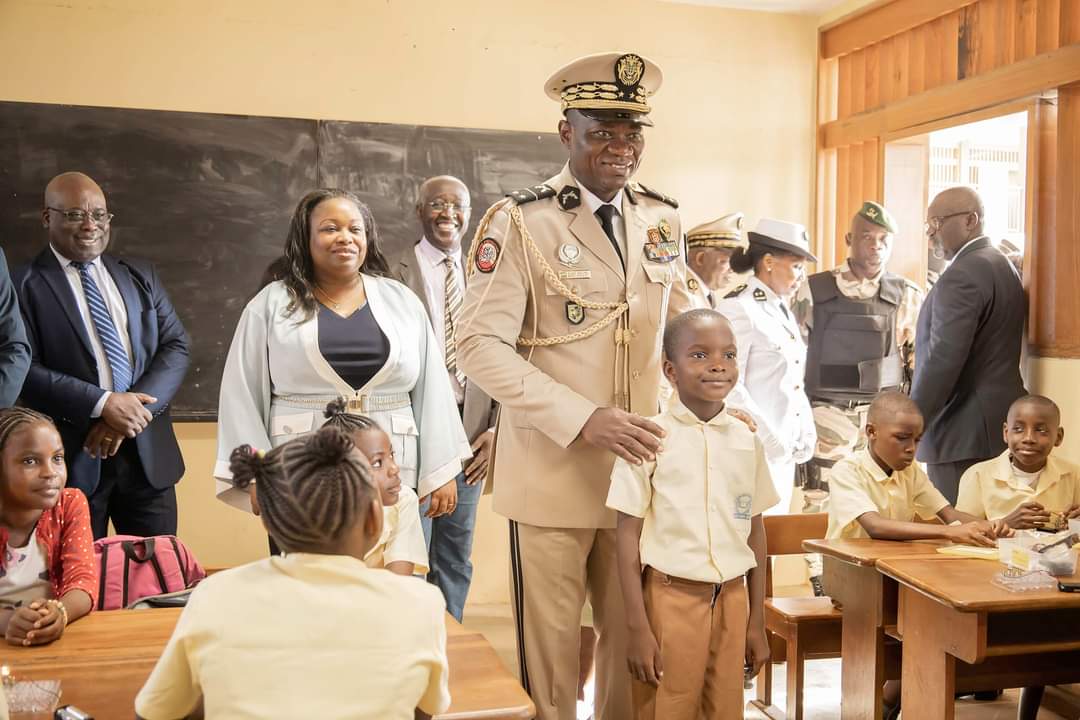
[1030,358,1080,459]
[0,0,818,604]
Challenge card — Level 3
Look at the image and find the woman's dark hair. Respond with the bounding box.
[280,189,391,319]
[228,426,378,553]
[257,255,291,293]
[322,397,380,437]
[729,244,801,275]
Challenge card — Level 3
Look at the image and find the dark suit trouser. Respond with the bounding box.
[88,441,177,539]
[927,458,983,506]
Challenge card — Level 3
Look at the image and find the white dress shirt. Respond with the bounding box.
[50,246,133,417]
[414,238,466,404]
[577,180,627,262]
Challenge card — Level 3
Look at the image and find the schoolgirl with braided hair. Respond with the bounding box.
[0,407,97,647]
[135,425,451,720]
[323,397,428,576]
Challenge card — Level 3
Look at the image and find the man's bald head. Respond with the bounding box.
[927,186,985,260]
[42,171,111,263]
[416,175,471,252]
[867,391,922,426]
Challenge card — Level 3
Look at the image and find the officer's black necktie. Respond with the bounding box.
[595,204,623,266]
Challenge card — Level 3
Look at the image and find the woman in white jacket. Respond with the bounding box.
[215,189,470,526]
[715,218,818,514]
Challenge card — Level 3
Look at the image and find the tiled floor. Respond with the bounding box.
[462,603,1073,719]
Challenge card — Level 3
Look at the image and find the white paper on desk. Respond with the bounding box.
[935,545,1000,559]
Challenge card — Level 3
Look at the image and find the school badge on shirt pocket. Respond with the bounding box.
[566,301,585,325]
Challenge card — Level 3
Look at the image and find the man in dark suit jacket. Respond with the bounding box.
[0,248,30,407]
[393,174,496,621]
[14,172,190,538]
[911,186,1025,503]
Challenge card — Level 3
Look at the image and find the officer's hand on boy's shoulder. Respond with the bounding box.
[726,407,757,433]
[1002,501,1050,530]
[580,407,665,465]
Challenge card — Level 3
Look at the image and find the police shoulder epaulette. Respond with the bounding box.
[724,284,747,299]
[506,184,556,205]
[632,183,679,209]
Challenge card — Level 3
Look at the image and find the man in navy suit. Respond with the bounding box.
[911,186,1026,504]
[14,172,190,538]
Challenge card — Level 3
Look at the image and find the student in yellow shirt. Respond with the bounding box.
[956,394,1079,720]
[323,399,429,576]
[827,391,1010,544]
[956,394,1080,528]
[827,390,1010,719]
[607,309,778,720]
[135,426,450,720]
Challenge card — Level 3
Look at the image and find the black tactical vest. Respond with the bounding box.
[805,271,905,403]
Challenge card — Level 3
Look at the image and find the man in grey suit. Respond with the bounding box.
[0,248,30,407]
[394,174,496,621]
[911,186,1026,503]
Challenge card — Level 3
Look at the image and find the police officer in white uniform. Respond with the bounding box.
[716,218,817,513]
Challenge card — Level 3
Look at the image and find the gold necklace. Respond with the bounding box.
[315,284,343,310]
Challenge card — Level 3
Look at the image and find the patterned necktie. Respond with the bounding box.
[595,204,624,266]
[443,256,466,386]
[71,261,132,392]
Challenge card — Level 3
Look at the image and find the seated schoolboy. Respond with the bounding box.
[135,426,450,720]
[956,394,1079,720]
[607,309,777,720]
[957,394,1080,529]
[0,408,96,647]
[323,399,428,576]
[827,391,1011,545]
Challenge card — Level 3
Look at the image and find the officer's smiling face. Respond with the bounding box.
[560,111,645,202]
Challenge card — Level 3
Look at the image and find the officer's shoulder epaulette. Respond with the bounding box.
[724,284,747,299]
[901,277,921,293]
[632,183,679,209]
[506,184,556,205]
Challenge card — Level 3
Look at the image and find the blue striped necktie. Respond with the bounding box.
[71,261,132,392]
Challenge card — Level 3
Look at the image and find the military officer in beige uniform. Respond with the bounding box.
[457,52,691,720]
[684,211,747,308]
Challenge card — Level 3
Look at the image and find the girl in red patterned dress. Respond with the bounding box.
[0,407,97,646]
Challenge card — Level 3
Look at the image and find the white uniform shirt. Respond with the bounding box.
[414,238,466,404]
[50,246,133,417]
[0,536,50,608]
[134,553,451,720]
[716,275,816,466]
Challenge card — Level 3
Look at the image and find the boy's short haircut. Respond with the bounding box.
[1009,394,1061,424]
[867,390,922,426]
[662,308,732,359]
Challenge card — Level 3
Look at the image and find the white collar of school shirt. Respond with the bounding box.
[992,449,1061,493]
[417,236,462,269]
[857,448,903,484]
[575,178,625,217]
[669,397,737,428]
[50,244,104,270]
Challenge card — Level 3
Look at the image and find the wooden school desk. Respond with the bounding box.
[878,556,1080,720]
[3,608,535,719]
[803,538,948,720]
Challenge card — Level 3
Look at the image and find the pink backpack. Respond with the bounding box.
[93,535,206,610]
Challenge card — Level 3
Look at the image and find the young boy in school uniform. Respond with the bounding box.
[956,394,1079,720]
[826,390,1010,544]
[607,309,777,720]
[956,394,1080,529]
[827,390,1011,719]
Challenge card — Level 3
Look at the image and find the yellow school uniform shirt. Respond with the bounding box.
[956,449,1080,521]
[606,398,779,583]
[134,553,450,720]
[364,485,429,573]
[827,448,950,540]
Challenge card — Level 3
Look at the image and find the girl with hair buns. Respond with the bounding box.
[0,407,96,647]
[215,188,471,526]
[135,426,451,720]
[323,397,427,576]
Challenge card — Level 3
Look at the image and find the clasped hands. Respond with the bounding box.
[83,391,157,459]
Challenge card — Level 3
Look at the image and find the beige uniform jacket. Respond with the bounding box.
[457,164,692,529]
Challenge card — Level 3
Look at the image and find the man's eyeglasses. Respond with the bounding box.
[924,211,971,235]
[426,200,469,214]
[47,207,114,225]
